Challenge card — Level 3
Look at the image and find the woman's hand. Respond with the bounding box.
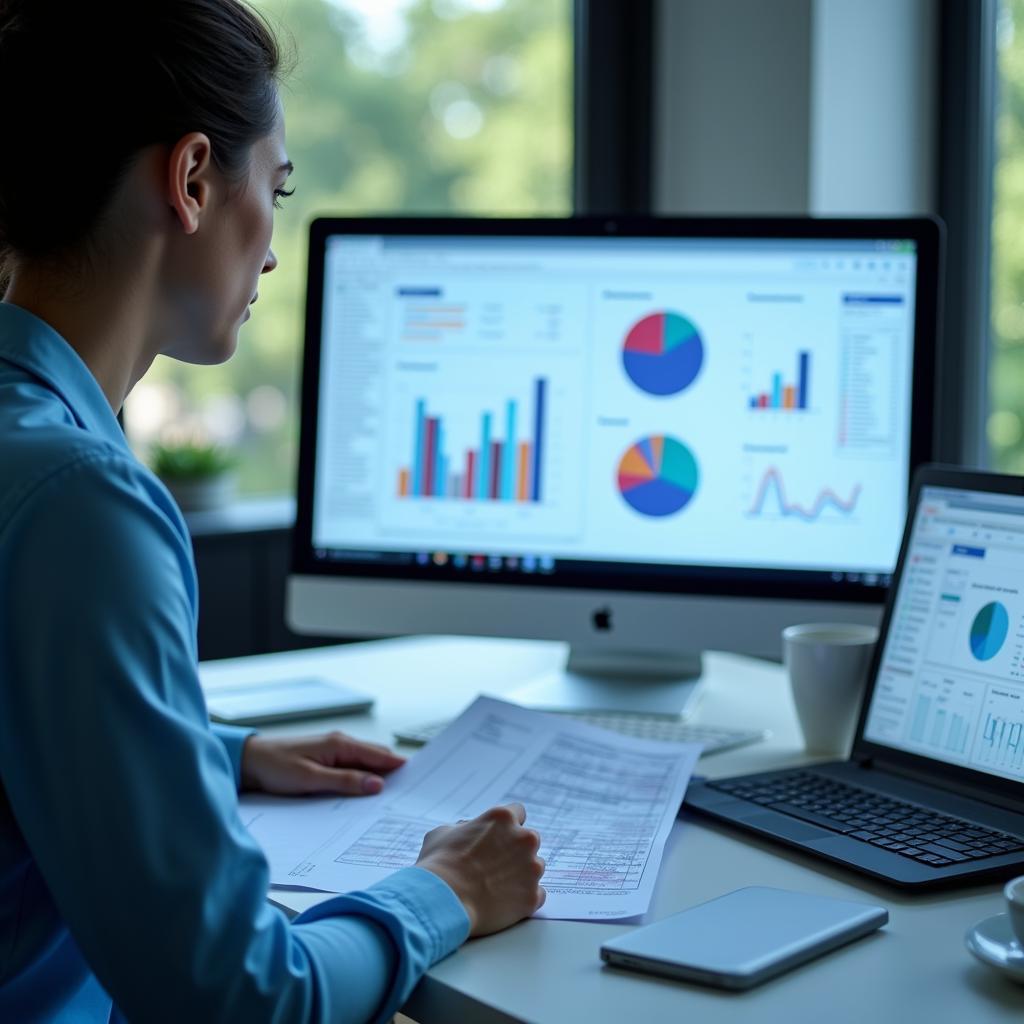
[415,803,546,937]
[240,731,405,796]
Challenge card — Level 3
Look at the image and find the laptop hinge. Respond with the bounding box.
[865,756,1024,816]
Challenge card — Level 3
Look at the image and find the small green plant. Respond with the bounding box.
[150,440,237,481]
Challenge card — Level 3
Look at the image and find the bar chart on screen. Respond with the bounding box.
[396,378,549,505]
[972,689,1024,776]
[381,369,585,543]
[748,350,811,411]
[904,672,982,764]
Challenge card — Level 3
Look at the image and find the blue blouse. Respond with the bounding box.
[0,301,468,1022]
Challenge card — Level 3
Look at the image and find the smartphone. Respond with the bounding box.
[600,887,887,990]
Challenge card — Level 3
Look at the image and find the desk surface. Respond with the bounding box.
[200,637,1024,1024]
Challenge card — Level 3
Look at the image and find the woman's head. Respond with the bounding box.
[0,0,293,364]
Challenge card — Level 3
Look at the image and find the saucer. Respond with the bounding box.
[965,913,1024,983]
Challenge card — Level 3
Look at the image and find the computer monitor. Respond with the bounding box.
[288,216,940,715]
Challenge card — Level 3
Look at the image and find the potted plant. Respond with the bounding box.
[150,439,238,513]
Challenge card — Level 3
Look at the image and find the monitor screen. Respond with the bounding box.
[297,220,937,603]
[863,485,1024,784]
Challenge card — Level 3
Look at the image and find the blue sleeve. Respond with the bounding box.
[0,454,469,1023]
[294,868,470,1022]
[210,722,255,788]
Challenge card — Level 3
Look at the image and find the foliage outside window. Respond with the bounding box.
[124,0,572,496]
[991,0,1024,469]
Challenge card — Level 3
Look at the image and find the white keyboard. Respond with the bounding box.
[394,712,766,756]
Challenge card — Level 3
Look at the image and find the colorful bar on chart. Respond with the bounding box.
[412,399,427,495]
[798,350,810,409]
[531,378,545,502]
[517,443,531,501]
[478,412,492,500]
[502,400,517,501]
[398,469,410,497]
[434,426,446,499]
[489,441,503,500]
[423,417,438,496]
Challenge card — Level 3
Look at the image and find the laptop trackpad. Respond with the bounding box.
[745,813,827,843]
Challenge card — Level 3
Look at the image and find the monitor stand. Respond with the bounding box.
[507,647,704,719]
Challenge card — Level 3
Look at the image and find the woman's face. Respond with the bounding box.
[161,103,291,366]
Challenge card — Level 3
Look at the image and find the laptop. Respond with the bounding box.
[684,465,1024,888]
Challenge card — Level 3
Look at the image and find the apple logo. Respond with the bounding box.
[593,607,613,632]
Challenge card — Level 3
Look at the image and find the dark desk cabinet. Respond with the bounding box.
[185,501,342,662]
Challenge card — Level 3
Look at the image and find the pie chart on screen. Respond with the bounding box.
[622,311,704,396]
[617,436,699,517]
[970,602,1009,661]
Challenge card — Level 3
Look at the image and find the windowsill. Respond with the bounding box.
[182,496,296,538]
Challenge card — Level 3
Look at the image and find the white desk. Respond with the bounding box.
[200,637,1024,1024]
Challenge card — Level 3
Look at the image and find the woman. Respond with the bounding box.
[0,2,545,1021]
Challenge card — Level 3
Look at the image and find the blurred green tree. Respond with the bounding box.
[125,0,571,495]
[991,0,1024,469]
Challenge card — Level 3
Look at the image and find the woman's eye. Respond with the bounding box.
[273,187,295,209]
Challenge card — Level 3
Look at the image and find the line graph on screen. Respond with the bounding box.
[747,467,861,522]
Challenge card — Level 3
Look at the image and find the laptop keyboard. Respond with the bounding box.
[709,770,1024,868]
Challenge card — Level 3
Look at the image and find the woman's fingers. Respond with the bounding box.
[305,763,385,795]
[320,732,406,771]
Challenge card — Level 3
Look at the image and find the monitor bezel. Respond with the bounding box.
[293,215,942,605]
[852,464,1024,808]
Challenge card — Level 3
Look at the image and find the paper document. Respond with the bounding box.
[240,696,700,920]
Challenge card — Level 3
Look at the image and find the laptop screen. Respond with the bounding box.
[863,485,1024,783]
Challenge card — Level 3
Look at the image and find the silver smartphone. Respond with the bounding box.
[600,887,887,990]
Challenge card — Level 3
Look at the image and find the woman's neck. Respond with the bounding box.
[4,262,159,413]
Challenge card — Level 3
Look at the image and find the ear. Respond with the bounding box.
[167,132,214,235]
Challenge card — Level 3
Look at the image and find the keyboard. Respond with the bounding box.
[709,770,1024,867]
[394,713,766,755]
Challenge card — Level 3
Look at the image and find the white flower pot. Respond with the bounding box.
[161,473,237,513]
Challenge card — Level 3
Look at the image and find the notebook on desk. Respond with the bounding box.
[684,465,1024,889]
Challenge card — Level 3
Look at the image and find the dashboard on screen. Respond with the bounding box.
[299,225,935,599]
[864,486,1024,787]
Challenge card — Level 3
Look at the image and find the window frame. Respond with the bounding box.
[937,0,998,467]
[573,0,656,214]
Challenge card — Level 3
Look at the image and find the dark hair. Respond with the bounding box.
[0,0,289,277]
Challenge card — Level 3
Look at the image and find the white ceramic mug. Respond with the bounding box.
[1006,875,1024,947]
[782,622,880,755]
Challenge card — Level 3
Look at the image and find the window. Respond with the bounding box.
[991,0,1024,470]
[124,0,573,496]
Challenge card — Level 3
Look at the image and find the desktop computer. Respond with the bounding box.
[287,216,941,716]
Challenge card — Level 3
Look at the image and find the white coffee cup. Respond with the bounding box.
[782,622,880,755]
[1006,875,1024,947]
